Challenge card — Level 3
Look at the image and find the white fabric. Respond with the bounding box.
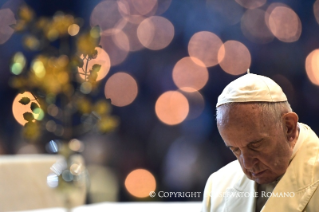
[216,73,287,107]
[201,123,319,212]
[0,154,86,212]
[11,202,202,212]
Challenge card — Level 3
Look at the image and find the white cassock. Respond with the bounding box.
[201,123,319,212]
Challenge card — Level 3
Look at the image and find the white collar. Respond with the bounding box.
[290,122,303,160]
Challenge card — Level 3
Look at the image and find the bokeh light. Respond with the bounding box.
[137,16,174,50]
[172,57,209,92]
[0,8,16,44]
[11,52,26,75]
[118,0,156,24]
[235,0,266,9]
[188,31,223,67]
[305,49,319,86]
[78,47,111,81]
[154,0,172,15]
[267,4,301,43]
[90,0,124,30]
[155,91,189,125]
[100,29,129,66]
[218,40,251,75]
[68,24,80,36]
[241,9,274,44]
[104,72,138,107]
[180,89,205,120]
[313,0,319,25]
[114,21,144,52]
[125,169,156,198]
[206,0,244,25]
[131,0,158,16]
[12,92,39,126]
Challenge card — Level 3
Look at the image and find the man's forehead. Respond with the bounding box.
[217,103,263,125]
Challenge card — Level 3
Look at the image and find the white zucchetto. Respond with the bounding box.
[216,72,287,107]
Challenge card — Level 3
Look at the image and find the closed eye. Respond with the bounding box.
[248,139,263,149]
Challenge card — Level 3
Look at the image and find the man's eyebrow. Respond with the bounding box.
[248,138,264,145]
[224,138,264,148]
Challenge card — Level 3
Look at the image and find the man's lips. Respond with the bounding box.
[251,170,266,177]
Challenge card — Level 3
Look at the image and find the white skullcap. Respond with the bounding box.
[216,72,287,107]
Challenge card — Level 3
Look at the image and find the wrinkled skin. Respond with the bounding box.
[217,104,299,184]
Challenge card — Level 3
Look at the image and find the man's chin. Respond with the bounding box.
[246,173,277,184]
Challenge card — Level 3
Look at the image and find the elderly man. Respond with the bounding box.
[202,73,319,212]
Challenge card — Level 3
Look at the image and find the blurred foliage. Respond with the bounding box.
[9,4,118,144]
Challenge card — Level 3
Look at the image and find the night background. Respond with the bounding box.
[0,0,319,205]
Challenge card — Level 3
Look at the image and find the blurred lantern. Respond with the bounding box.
[100,29,129,66]
[104,72,138,107]
[188,31,223,67]
[305,49,319,86]
[241,9,274,44]
[218,40,251,75]
[11,52,26,75]
[78,47,111,81]
[137,16,174,50]
[155,91,189,125]
[314,0,319,25]
[266,4,302,43]
[172,57,209,92]
[0,8,16,44]
[125,169,156,198]
[12,92,40,126]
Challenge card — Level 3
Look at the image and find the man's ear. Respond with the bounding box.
[282,112,299,142]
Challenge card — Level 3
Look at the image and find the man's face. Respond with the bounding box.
[217,104,294,184]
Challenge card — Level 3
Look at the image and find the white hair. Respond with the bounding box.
[216,101,293,127]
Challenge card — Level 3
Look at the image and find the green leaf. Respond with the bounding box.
[89,49,98,59]
[23,112,34,122]
[92,64,101,72]
[30,102,40,113]
[76,56,84,68]
[19,97,30,105]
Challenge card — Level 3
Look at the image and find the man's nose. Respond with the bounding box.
[240,149,258,170]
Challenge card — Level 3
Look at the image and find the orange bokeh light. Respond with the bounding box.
[137,16,174,50]
[78,47,111,81]
[267,5,301,43]
[155,91,189,125]
[12,92,39,126]
[104,72,138,107]
[188,31,223,67]
[235,0,266,9]
[90,0,125,30]
[305,49,319,86]
[125,169,156,198]
[131,0,158,16]
[0,8,16,44]
[100,29,129,66]
[172,57,209,92]
[118,0,153,24]
[241,9,274,44]
[218,40,251,75]
[115,20,144,52]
